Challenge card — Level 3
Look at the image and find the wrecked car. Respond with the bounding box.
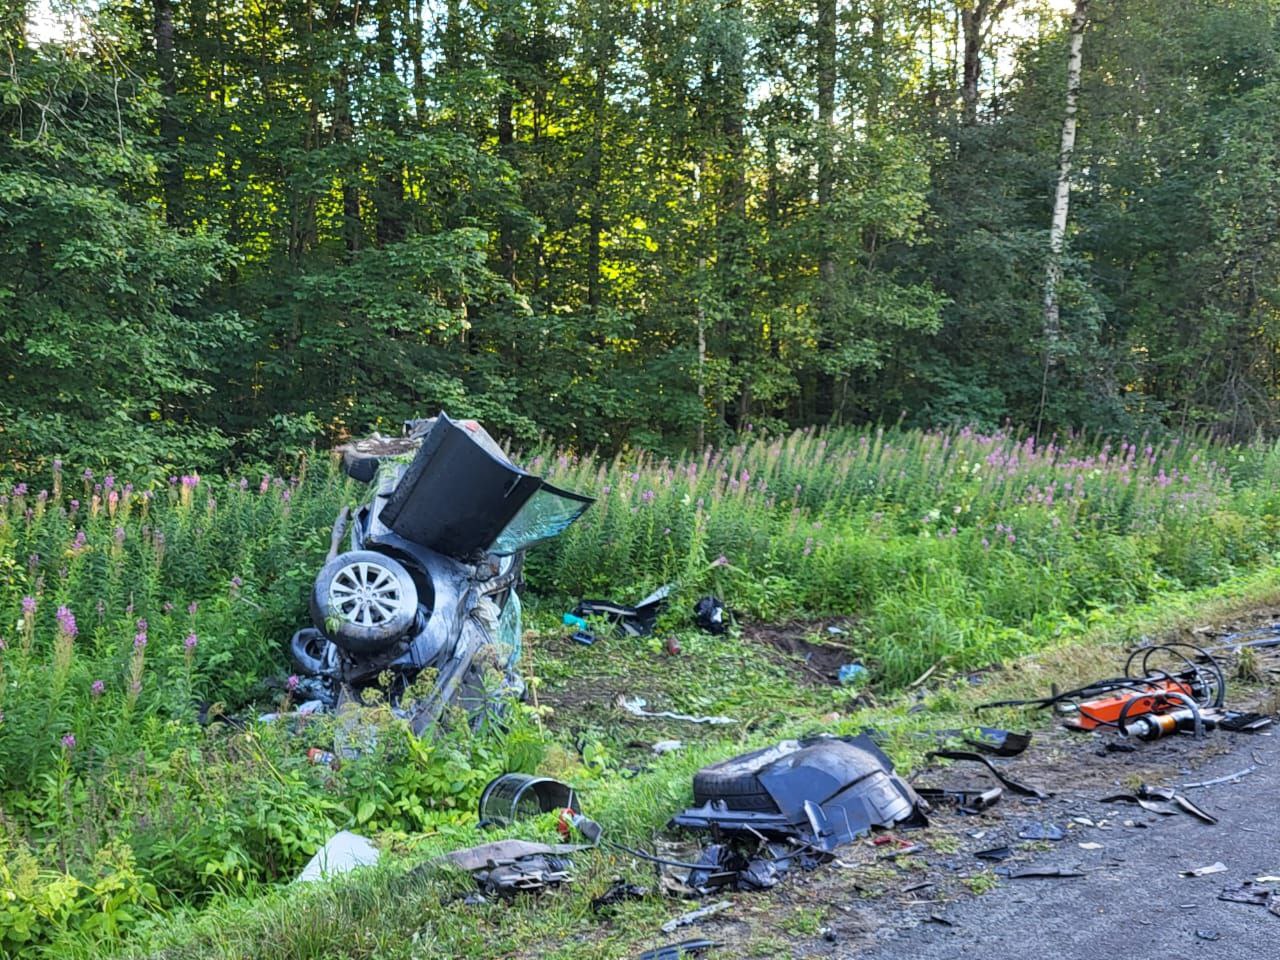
[289,414,593,732]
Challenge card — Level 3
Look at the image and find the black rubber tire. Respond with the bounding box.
[691,740,800,812]
[310,550,418,655]
[291,627,330,675]
[341,448,381,483]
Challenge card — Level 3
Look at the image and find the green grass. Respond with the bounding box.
[5,423,1280,955]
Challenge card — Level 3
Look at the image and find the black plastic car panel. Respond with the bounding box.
[379,414,593,557]
[671,735,926,850]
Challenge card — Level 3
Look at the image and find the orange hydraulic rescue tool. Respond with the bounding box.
[1063,674,1201,732]
[977,643,1226,740]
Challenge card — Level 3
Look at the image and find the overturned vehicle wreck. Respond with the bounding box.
[290,415,592,733]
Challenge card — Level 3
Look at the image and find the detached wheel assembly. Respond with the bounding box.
[310,550,418,655]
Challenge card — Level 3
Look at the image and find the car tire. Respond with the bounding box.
[310,550,419,655]
[291,627,331,675]
[341,448,382,483]
[691,741,802,812]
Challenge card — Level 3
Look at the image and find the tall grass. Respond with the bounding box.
[5,424,1280,953]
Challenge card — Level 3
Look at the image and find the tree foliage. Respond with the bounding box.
[4,0,1280,470]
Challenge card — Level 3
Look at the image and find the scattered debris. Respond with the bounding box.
[672,735,926,853]
[995,867,1084,879]
[1078,842,1104,851]
[925,750,1048,799]
[1179,766,1257,789]
[915,785,1002,814]
[296,831,379,883]
[1181,862,1228,878]
[1100,784,1218,824]
[1017,822,1066,841]
[693,596,727,635]
[1196,930,1221,941]
[591,879,649,913]
[475,854,575,897]
[1219,881,1272,905]
[638,939,719,960]
[661,900,732,934]
[433,839,589,874]
[618,696,737,726]
[653,739,685,755]
[477,773,577,827]
[974,846,1014,861]
[573,585,671,638]
[838,663,869,685]
[962,728,1032,757]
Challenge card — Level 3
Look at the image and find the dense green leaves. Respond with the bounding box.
[4,1,1280,471]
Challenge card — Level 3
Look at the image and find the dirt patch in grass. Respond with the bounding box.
[740,619,861,687]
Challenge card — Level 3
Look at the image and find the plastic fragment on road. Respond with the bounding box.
[296,831,379,883]
[637,939,719,960]
[1181,862,1228,877]
[618,696,736,725]
[660,900,732,934]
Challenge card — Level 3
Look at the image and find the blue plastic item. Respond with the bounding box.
[837,663,868,685]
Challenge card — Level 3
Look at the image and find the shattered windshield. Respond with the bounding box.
[490,484,594,555]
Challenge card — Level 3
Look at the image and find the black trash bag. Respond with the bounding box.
[694,596,727,635]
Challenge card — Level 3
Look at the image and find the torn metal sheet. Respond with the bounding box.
[618,696,737,726]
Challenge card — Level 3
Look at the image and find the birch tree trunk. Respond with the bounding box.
[1038,0,1089,433]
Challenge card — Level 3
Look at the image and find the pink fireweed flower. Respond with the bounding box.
[91,679,105,697]
[71,529,87,553]
[641,489,655,503]
[133,631,147,649]
[286,674,300,692]
[21,596,35,615]
[114,527,125,546]
[712,555,728,567]
[56,605,77,638]
[188,601,198,615]
[61,733,76,750]
[82,468,93,481]
[184,632,198,650]
[259,475,270,493]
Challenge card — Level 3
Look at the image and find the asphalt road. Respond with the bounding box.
[865,731,1280,960]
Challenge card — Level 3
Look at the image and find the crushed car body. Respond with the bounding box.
[289,413,592,732]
